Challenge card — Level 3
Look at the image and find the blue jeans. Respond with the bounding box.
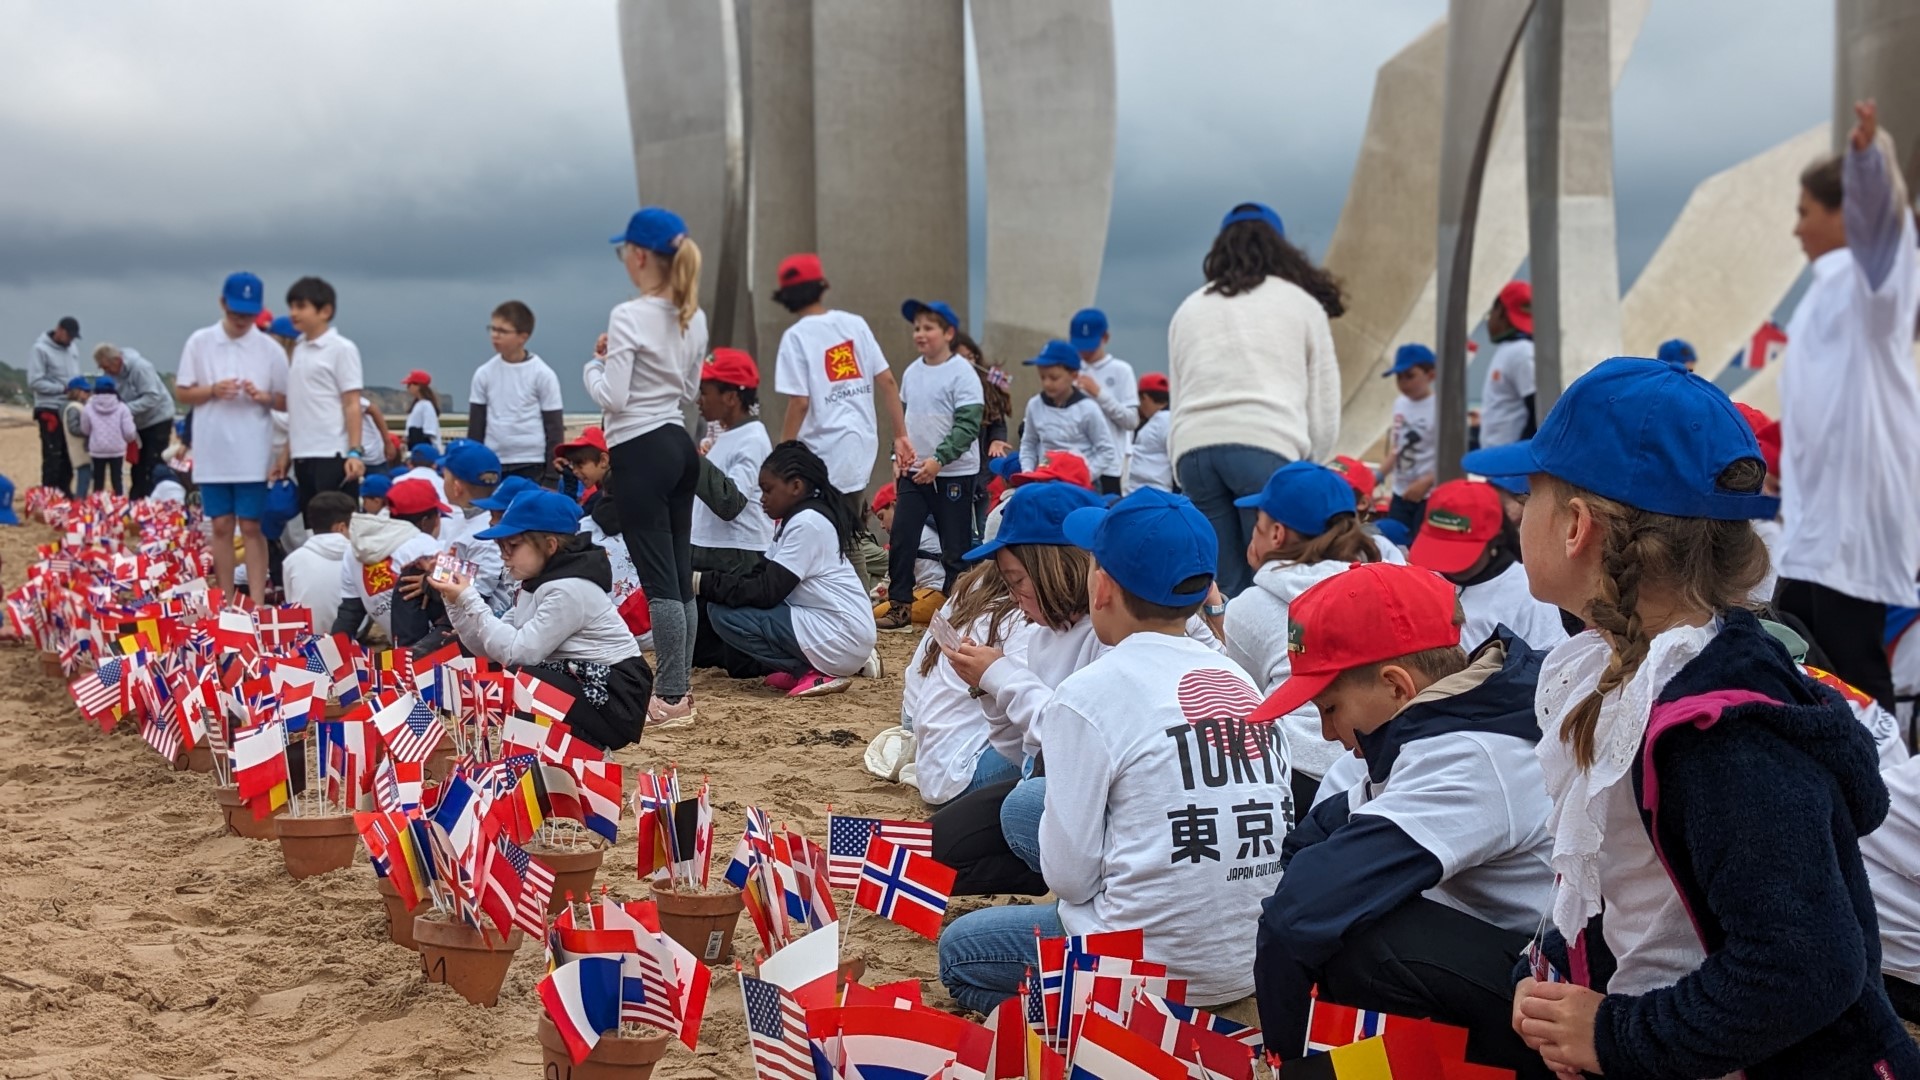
[1000,776,1046,874]
[705,602,811,677]
[1176,444,1289,597]
[72,462,92,498]
[926,748,1024,810]
[938,901,1066,1014]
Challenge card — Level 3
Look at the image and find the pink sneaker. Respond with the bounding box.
[765,672,801,693]
[787,670,852,698]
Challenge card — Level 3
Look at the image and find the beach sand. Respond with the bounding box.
[0,410,961,1079]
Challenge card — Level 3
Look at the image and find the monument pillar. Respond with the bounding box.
[1836,0,1920,180]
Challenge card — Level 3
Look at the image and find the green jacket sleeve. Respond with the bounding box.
[934,404,984,466]
[695,455,748,521]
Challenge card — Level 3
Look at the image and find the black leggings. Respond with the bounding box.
[607,425,698,604]
[513,657,654,752]
[888,474,976,602]
[929,780,1049,898]
[1775,578,1896,711]
[35,408,71,493]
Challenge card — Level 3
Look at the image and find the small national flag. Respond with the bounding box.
[256,604,313,648]
[372,692,446,763]
[1068,1012,1187,1080]
[1303,993,1395,1056]
[854,837,955,940]
[826,813,933,889]
[1135,991,1263,1059]
[69,658,127,725]
[515,669,576,723]
[537,958,622,1065]
[741,973,814,1080]
[1740,320,1787,371]
[500,840,555,938]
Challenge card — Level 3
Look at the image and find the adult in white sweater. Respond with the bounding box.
[1167,202,1343,598]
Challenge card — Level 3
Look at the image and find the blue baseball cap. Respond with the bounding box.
[65,376,91,392]
[0,475,17,527]
[1069,308,1109,353]
[1220,202,1285,237]
[1462,355,1778,521]
[440,441,501,486]
[966,482,1105,560]
[222,272,265,315]
[1233,462,1358,536]
[1062,488,1217,607]
[1374,518,1412,548]
[474,474,538,512]
[1023,339,1083,373]
[408,443,441,466]
[267,315,299,339]
[476,489,586,540]
[1656,338,1697,370]
[1485,473,1530,497]
[990,453,1024,483]
[1384,343,1437,376]
[92,376,117,394]
[359,474,393,500]
[901,299,960,329]
[610,207,688,255]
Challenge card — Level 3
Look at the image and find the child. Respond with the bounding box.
[331,478,445,641]
[1123,371,1172,494]
[428,441,512,616]
[692,348,774,576]
[430,489,655,752]
[468,300,564,483]
[1476,281,1535,449]
[694,441,880,697]
[403,442,449,504]
[79,375,137,496]
[402,369,441,450]
[281,276,369,514]
[555,426,612,510]
[286,490,355,632]
[1864,754,1920,1023]
[1018,339,1116,481]
[1251,562,1554,1074]
[359,473,392,516]
[870,484,944,625]
[879,299,984,632]
[1223,461,1382,810]
[1472,356,1918,1077]
[1409,478,1568,652]
[147,463,185,505]
[953,333,1012,541]
[979,450,1094,546]
[906,559,1029,807]
[1382,342,1438,536]
[938,488,1284,1013]
[1069,308,1138,495]
[1657,337,1697,372]
[61,377,92,498]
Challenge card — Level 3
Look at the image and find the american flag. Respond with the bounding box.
[140,705,181,763]
[740,973,812,1080]
[373,693,446,764]
[623,945,679,1033]
[498,839,554,938]
[69,658,126,721]
[825,813,933,889]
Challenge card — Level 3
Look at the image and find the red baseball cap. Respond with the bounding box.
[871,484,898,512]
[1329,455,1376,499]
[254,310,275,330]
[777,253,825,288]
[702,347,760,389]
[1496,280,1533,336]
[1013,452,1093,490]
[387,478,452,517]
[1138,372,1169,395]
[1408,479,1504,575]
[1251,562,1463,722]
[1736,403,1781,475]
[403,369,432,386]
[556,426,609,455]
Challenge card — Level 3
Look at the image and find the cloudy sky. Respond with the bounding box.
[0,1,1831,410]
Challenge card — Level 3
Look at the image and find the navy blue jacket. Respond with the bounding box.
[1528,608,1918,1079]
[1255,628,1543,1058]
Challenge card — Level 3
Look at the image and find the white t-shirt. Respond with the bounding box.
[775,310,888,493]
[1864,754,1920,982]
[692,420,775,551]
[286,328,365,459]
[1390,391,1438,497]
[899,354,984,477]
[285,532,350,633]
[406,399,441,449]
[1038,633,1286,1005]
[359,397,385,460]
[764,507,877,676]
[1082,354,1140,471]
[1477,338,1535,449]
[1124,410,1173,494]
[1457,561,1568,654]
[175,323,289,484]
[470,354,564,465]
[340,531,443,637]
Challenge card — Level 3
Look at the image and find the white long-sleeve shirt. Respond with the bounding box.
[1081,354,1139,474]
[584,297,709,446]
[1019,391,1116,479]
[907,604,1031,806]
[448,577,640,669]
[1124,409,1173,494]
[1166,276,1339,464]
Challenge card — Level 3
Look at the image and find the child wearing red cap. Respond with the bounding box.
[1477,281,1536,449]
[868,484,945,625]
[691,348,774,577]
[331,478,448,642]
[402,369,441,451]
[1736,402,1783,603]
[1122,371,1173,494]
[1251,561,1553,1074]
[1408,478,1568,653]
[554,425,611,510]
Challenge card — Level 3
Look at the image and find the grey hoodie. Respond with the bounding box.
[28,332,78,410]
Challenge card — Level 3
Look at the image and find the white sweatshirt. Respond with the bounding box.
[585,296,710,445]
[979,616,1102,767]
[1222,559,1352,779]
[907,604,1032,806]
[284,532,351,634]
[1019,391,1117,479]
[1039,632,1283,1005]
[448,577,641,669]
[1166,276,1339,464]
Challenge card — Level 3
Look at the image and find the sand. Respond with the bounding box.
[0,409,962,1079]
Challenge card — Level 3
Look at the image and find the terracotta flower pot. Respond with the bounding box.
[275,814,359,880]
[186,745,214,774]
[375,876,419,951]
[415,915,523,1007]
[423,742,455,784]
[649,882,745,964]
[38,652,61,679]
[532,845,605,916]
[839,956,867,986]
[537,1014,670,1079]
[322,701,348,720]
[214,784,283,840]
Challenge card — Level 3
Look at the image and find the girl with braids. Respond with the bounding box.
[693,440,879,697]
[1468,356,1918,1080]
[588,207,707,727]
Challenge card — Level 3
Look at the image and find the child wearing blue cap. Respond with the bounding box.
[359,472,393,516]
[61,376,92,499]
[878,300,985,633]
[1068,308,1138,495]
[1223,461,1385,809]
[1382,342,1439,536]
[1017,339,1116,482]
[1472,357,1919,1078]
[937,488,1283,1014]
[430,490,654,752]
[904,558,1028,808]
[78,375,136,496]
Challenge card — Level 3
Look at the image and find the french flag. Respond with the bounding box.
[537,957,621,1065]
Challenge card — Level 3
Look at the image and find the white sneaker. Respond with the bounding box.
[648,693,696,729]
[858,649,884,679]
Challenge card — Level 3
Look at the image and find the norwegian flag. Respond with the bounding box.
[853,837,955,940]
[256,605,312,649]
[826,813,934,889]
[514,669,575,724]
[371,692,446,763]
[741,973,813,1080]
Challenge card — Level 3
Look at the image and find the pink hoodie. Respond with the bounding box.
[79,392,137,459]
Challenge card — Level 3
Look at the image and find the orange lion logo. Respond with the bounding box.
[824,340,860,383]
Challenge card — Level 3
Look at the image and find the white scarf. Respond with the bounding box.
[1536,621,1720,939]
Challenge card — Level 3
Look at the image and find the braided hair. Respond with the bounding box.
[763,440,859,562]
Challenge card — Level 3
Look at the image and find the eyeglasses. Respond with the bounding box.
[486,325,518,336]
